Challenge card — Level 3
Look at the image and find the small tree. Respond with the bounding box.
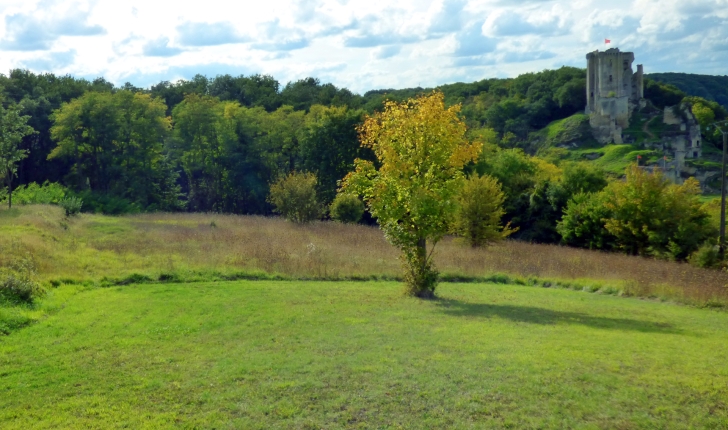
[341,92,481,298]
[268,171,323,223]
[452,174,515,247]
[0,105,35,209]
[329,193,364,224]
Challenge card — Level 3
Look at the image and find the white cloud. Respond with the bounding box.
[0,0,725,93]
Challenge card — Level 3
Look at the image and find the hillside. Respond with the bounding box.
[646,72,728,108]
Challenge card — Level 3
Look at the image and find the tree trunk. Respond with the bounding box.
[7,176,12,209]
[417,236,427,275]
[414,236,436,299]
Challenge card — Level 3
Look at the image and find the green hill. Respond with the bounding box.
[646,73,728,109]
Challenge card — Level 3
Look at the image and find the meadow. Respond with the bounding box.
[3,280,728,428]
[2,204,728,306]
[3,205,728,428]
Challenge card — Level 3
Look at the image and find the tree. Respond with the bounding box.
[341,92,481,298]
[452,174,514,247]
[526,162,608,243]
[299,105,370,204]
[49,91,177,210]
[603,166,712,259]
[268,171,323,223]
[558,165,713,260]
[0,104,35,208]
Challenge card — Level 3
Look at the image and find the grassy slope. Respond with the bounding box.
[570,145,659,175]
[2,280,728,428]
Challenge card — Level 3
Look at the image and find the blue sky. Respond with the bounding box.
[0,0,726,94]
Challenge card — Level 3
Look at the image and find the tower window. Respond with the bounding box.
[609,75,613,82]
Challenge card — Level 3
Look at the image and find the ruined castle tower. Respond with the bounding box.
[585,48,644,143]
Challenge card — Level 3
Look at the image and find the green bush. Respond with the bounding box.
[3,181,67,205]
[74,191,140,215]
[0,255,45,305]
[558,192,615,250]
[0,274,45,305]
[452,174,514,247]
[329,194,364,223]
[59,196,83,217]
[268,171,323,224]
[689,243,721,269]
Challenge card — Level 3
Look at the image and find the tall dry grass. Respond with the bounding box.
[2,205,727,306]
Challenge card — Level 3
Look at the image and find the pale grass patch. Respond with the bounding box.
[1,205,727,305]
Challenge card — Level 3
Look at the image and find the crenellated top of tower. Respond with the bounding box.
[586,48,634,59]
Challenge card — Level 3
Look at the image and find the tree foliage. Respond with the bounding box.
[329,193,364,224]
[452,174,514,247]
[558,165,714,260]
[342,92,481,298]
[49,91,179,211]
[0,104,35,208]
[268,171,323,224]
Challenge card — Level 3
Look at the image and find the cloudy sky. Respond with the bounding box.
[0,0,726,93]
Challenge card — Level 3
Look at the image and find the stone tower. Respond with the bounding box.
[585,48,644,143]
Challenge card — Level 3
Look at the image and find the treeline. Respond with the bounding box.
[0,67,590,214]
[646,73,728,109]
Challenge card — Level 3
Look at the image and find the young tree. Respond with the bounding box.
[341,92,481,298]
[0,104,36,209]
[268,171,323,224]
[452,174,514,247]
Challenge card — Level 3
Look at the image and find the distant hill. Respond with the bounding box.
[645,73,728,109]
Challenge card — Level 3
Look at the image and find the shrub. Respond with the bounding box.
[268,171,323,224]
[329,194,364,223]
[0,274,45,305]
[74,191,140,215]
[59,196,83,217]
[8,181,67,205]
[558,192,615,250]
[452,174,515,247]
[689,243,721,269]
[0,255,45,305]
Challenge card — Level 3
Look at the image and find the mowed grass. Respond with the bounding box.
[2,280,728,429]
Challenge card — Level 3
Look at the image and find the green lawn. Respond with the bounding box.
[2,281,728,429]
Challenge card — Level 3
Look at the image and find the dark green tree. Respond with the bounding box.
[0,104,36,208]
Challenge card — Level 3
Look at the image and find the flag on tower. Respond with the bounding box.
[605,38,611,44]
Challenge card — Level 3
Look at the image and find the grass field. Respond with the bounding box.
[2,205,727,305]
[2,280,728,428]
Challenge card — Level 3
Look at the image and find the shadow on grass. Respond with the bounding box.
[436,299,680,334]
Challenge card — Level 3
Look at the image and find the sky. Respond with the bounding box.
[0,0,726,94]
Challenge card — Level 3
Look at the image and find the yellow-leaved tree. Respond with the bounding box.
[340,92,481,298]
